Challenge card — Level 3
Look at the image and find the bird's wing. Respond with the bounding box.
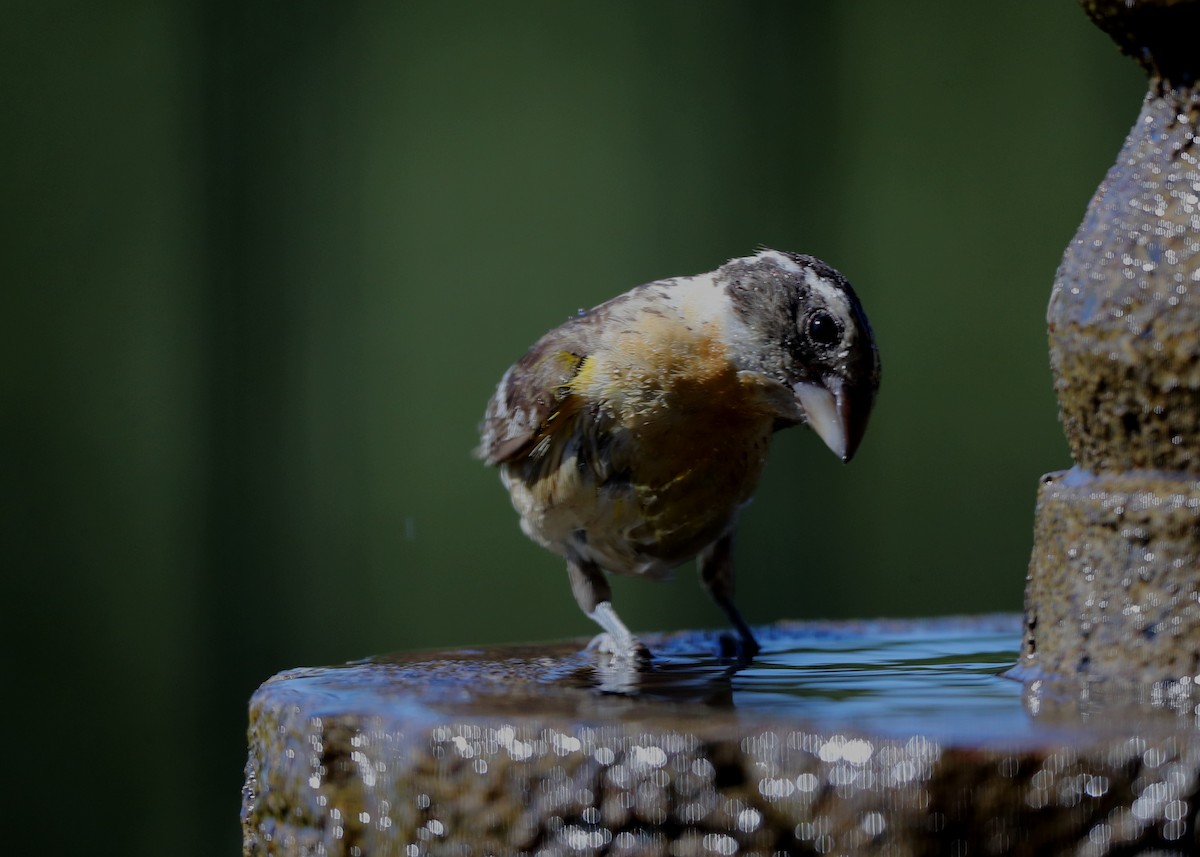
[477,319,602,466]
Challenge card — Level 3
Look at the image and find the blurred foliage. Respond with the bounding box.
[4,1,1144,854]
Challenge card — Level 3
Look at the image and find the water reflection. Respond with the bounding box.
[558,615,1200,742]
[558,616,1026,741]
[1023,673,1200,734]
[324,615,1200,743]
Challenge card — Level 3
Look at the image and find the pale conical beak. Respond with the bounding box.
[792,378,871,463]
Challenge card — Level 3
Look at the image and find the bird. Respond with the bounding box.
[477,249,880,662]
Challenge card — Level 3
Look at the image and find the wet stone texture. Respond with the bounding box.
[1023,0,1200,681]
[244,618,1200,857]
[1024,471,1200,681]
[1047,77,1200,474]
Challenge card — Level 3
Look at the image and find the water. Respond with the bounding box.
[591,615,1029,742]
[289,613,1195,745]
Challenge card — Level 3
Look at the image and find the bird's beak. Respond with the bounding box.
[792,377,873,463]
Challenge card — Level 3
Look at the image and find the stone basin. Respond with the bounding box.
[242,615,1200,856]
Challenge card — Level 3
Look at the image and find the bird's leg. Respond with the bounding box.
[567,558,650,662]
[699,530,761,659]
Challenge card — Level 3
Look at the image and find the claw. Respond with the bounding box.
[716,630,759,662]
[587,632,653,665]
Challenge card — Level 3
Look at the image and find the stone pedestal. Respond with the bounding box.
[1024,470,1200,680]
[1020,0,1200,681]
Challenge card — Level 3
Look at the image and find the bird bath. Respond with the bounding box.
[242,615,1200,856]
[244,1,1200,852]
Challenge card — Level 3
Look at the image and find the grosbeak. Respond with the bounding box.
[478,250,880,661]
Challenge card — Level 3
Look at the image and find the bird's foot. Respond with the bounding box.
[716,631,760,662]
[586,632,653,666]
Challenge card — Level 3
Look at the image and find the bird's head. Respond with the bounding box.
[721,249,881,463]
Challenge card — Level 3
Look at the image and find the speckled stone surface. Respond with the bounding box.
[1022,470,1200,680]
[1047,80,1200,474]
[242,619,1200,857]
[1024,0,1200,681]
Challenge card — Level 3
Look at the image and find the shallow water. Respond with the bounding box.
[286,614,1197,746]
[637,616,1026,741]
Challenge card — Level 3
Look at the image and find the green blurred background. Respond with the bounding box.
[6,1,1143,853]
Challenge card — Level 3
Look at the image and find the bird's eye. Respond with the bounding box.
[806,311,841,348]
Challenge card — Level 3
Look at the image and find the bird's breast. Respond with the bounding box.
[563,321,778,569]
